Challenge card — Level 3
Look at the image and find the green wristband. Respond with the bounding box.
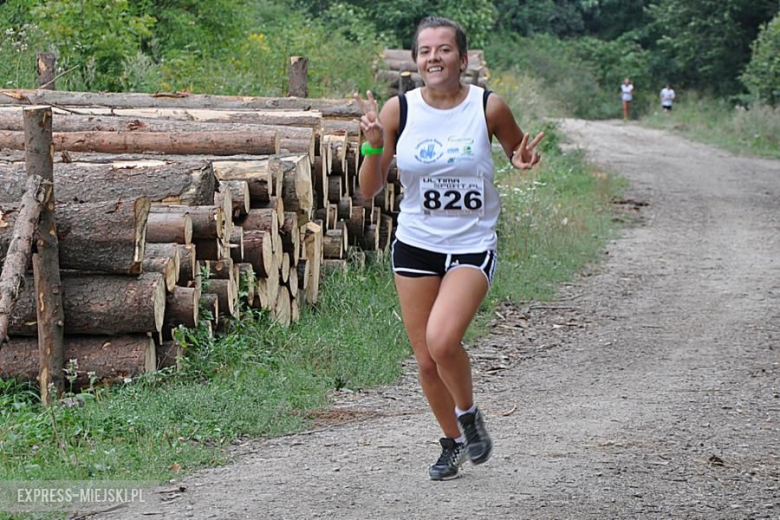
[361,142,384,156]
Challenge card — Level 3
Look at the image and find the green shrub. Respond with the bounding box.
[741,13,780,107]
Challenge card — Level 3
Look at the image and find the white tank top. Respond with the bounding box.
[395,85,498,253]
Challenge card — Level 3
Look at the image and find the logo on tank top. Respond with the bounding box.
[414,139,444,164]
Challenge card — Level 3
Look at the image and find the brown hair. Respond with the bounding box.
[411,16,467,61]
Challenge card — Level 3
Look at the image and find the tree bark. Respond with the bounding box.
[0,89,363,118]
[164,285,199,329]
[177,244,197,286]
[218,180,250,219]
[0,110,314,157]
[0,176,44,344]
[151,204,224,240]
[1,197,150,275]
[203,278,237,318]
[0,160,216,206]
[288,56,309,98]
[302,221,322,304]
[229,225,244,263]
[211,158,277,205]
[242,230,274,278]
[10,272,166,335]
[23,105,65,403]
[0,106,323,130]
[0,130,280,155]
[142,256,178,292]
[146,211,192,245]
[280,211,301,265]
[0,334,156,387]
[37,53,57,90]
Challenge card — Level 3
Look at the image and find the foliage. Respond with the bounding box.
[643,92,780,158]
[293,0,498,49]
[741,13,780,107]
[491,0,652,39]
[32,0,156,91]
[486,32,653,119]
[646,0,779,95]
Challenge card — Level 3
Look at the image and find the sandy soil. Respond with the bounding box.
[93,119,780,520]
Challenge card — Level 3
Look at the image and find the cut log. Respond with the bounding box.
[242,230,274,278]
[327,175,343,204]
[203,258,234,281]
[0,176,44,344]
[229,225,244,263]
[157,340,182,370]
[145,243,181,279]
[239,208,279,239]
[323,228,346,259]
[379,214,395,253]
[337,196,353,221]
[0,160,216,206]
[0,106,323,130]
[176,244,197,286]
[146,210,192,245]
[280,253,291,284]
[302,221,322,304]
[191,238,226,262]
[49,198,149,275]
[280,211,301,265]
[164,286,199,329]
[0,111,313,158]
[203,278,237,318]
[199,292,219,323]
[272,286,292,327]
[212,157,280,204]
[218,180,250,219]
[297,259,310,292]
[0,334,156,386]
[361,224,380,251]
[151,205,224,240]
[10,272,166,336]
[0,89,364,118]
[254,196,285,226]
[286,255,298,294]
[313,204,337,230]
[346,205,366,239]
[0,129,280,155]
[279,155,314,222]
[142,256,177,292]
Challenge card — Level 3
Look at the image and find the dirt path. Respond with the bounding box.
[97,119,780,520]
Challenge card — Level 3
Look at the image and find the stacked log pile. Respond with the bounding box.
[376,48,489,96]
[0,87,401,386]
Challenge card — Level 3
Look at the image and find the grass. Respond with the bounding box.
[642,94,780,159]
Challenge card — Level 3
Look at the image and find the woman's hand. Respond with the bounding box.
[354,90,384,147]
[511,131,545,170]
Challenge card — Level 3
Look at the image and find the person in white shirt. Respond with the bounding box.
[620,77,634,121]
[660,84,676,112]
[354,16,544,481]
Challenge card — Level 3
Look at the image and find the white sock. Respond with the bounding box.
[454,435,466,444]
[455,404,477,417]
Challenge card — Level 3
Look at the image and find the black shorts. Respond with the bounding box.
[391,239,497,286]
[662,105,672,111]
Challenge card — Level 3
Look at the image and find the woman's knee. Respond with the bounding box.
[425,331,462,363]
[416,355,440,383]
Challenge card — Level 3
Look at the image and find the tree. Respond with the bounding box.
[741,13,780,106]
[647,0,778,94]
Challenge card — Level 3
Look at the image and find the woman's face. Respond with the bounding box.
[415,27,466,88]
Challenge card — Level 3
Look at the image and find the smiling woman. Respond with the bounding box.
[354,16,544,481]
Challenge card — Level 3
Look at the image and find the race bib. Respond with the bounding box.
[420,177,485,216]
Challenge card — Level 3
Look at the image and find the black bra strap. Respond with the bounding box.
[483,89,492,112]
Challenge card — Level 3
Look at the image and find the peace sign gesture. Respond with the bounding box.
[354,90,385,148]
[511,131,545,170]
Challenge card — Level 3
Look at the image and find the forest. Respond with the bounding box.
[0,0,778,118]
